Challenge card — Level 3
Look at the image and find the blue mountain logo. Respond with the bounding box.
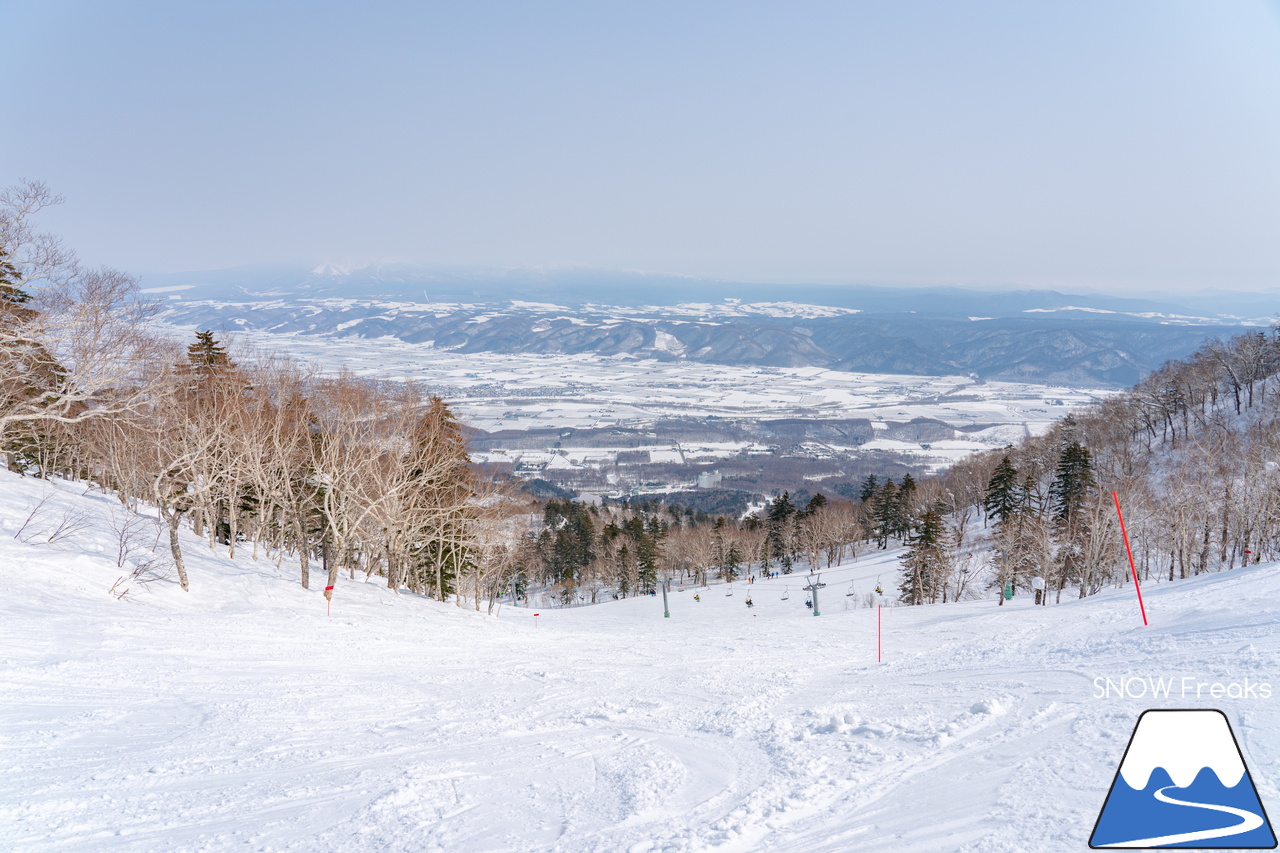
[1091,709,1276,848]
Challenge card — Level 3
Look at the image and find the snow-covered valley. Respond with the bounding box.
[161,326,1110,501]
[211,330,1104,436]
[5,469,1278,852]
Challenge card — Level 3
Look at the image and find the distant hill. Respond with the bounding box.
[159,293,1243,388]
[140,262,1273,320]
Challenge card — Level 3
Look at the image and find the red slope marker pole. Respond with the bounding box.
[324,585,334,617]
[1111,491,1148,626]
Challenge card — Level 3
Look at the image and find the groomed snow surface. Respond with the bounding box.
[4,470,1279,852]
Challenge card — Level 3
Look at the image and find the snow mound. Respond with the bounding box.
[970,698,1006,716]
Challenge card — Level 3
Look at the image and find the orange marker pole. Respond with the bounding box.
[1111,492,1148,626]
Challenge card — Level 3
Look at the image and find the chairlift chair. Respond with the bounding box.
[846,581,857,597]
[781,585,789,601]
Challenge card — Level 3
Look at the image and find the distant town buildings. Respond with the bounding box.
[697,470,723,489]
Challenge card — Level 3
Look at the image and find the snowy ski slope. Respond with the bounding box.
[3,470,1278,852]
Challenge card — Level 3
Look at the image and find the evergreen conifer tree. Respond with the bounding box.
[616,543,634,596]
[900,507,947,605]
[768,491,796,572]
[801,492,827,518]
[0,244,67,421]
[899,473,916,499]
[0,246,34,317]
[723,543,742,582]
[1048,439,1096,601]
[769,491,795,520]
[185,330,234,378]
[635,530,659,591]
[1050,441,1095,524]
[858,474,879,503]
[983,455,1020,523]
[873,479,898,548]
[895,474,917,539]
[405,396,474,600]
[711,516,727,570]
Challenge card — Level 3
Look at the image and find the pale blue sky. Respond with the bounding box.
[4,1,1280,293]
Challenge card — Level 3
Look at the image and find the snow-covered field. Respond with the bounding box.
[205,328,1106,435]
[5,470,1278,852]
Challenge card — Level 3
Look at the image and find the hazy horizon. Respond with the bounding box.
[134,259,1280,307]
[6,1,1280,295]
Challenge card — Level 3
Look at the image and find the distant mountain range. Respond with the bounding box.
[147,263,1271,387]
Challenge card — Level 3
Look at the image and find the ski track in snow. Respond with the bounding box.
[2,472,1279,852]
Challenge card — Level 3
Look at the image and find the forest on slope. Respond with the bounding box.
[926,323,1280,604]
[5,179,1278,615]
[0,182,518,606]
[0,181,869,612]
[525,321,1280,611]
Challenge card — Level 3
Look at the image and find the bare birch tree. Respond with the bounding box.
[0,181,166,444]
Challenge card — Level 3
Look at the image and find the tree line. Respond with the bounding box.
[1,181,531,611]
[10,180,1276,612]
[521,492,868,605]
[919,325,1280,605]
[0,180,953,611]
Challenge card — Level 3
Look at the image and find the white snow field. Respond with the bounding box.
[4,470,1279,852]
[201,327,1106,436]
